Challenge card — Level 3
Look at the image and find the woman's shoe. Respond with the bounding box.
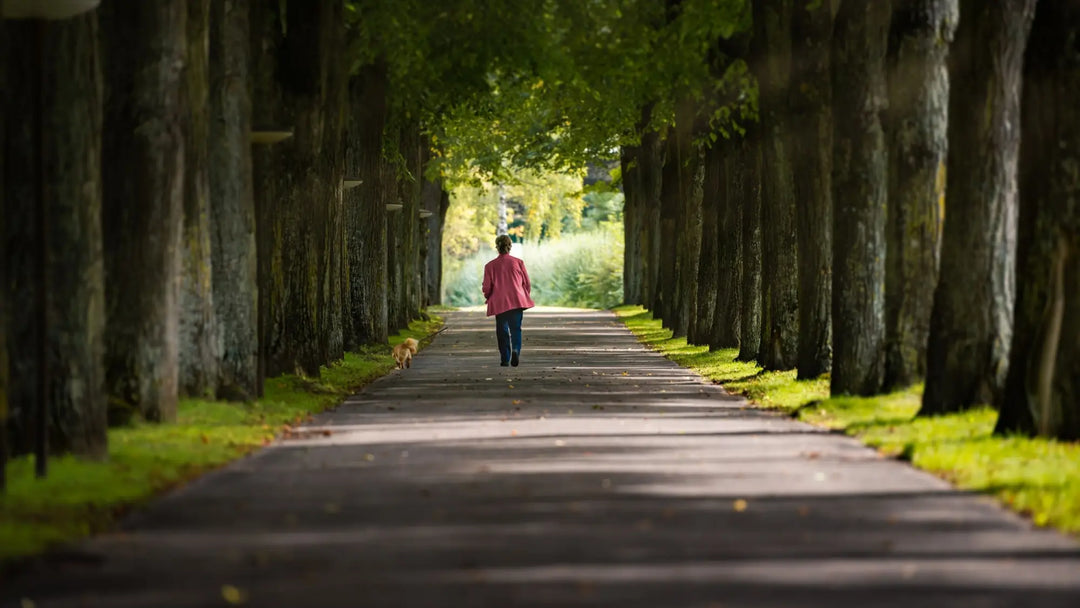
[501,361,510,367]
[511,351,520,367]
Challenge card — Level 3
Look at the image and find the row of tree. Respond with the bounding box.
[620,0,1079,439]
[0,0,461,485]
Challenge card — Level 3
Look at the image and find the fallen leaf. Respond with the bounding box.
[732,499,748,512]
[321,430,332,437]
[512,400,522,405]
[554,440,566,447]
[222,585,248,605]
[364,453,375,462]
[200,434,209,444]
[508,384,515,389]
[510,430,519,436]
[622,371,629,376]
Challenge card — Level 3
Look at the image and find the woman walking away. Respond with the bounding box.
[483,235,535,366]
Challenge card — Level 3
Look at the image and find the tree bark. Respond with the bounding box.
[738,128,764,362]
[672,99,705,339]
[830,0,891,396]
[3,14,107,454]
[995,1,1080,439]
[343,63,389,348]
[881,0,955,391]
[791,0,836,379]
[179,0,219,398]
[692,142,721,344]
[639,127,665,315]
[100,1,186,423]
[621,143,643,306]
[251,0,346,377]
[419,163,443,309]
[656,131,679,326]
[711,144,743,349]
[922,0,1035,414]
[754,0,800,370]
[209,0,258,400]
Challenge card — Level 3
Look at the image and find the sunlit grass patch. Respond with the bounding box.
[0,315,442,563]
[614,305,1080,536]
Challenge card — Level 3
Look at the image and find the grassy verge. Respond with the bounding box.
[614,305,1080,535]
[0,316,443,563]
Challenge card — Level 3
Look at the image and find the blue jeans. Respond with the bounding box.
[495,308,524,363]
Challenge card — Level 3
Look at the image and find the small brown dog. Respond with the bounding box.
[392,338,419,369]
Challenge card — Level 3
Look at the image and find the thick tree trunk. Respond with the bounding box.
[209,0,258,399]
[420,165,444,309]
[639,128,665,315]
[922,0,1035,414]
[791,0,835,379]
[738,128,764,362]
[251,0,346,377]
[692,142,721,344]
[100,1,186,422]
[996,1,1080,440]
[1,27,6,481]
[621,144,643,306]
[386,129,408,332]
[657,131,679,326]
[401,126,425,322]
[179,0,219,398]
[3,14,107,454]
[830,1,891,396]
[755,0,800,371]
[343,63,389,348]
[711,145,743,349]
[672,103,705,339]
[882,0,955,391]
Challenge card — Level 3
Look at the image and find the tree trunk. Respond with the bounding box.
[711,144,743,349]
[3,14,107,454]
[881,0,955,391]
[657,131,679,326]
[386,127,408,332]
[251,0,345,377]
[209,0,258,400]
[995,1,1080,440]
[420,161,444,309]
[755,0,800,371]
[639,127,665,315]
[621,143,642,306]
[343,63,389,348]
[738,128,764,362]
[179,0,219,398]
[100,1,186,423]
[791,0,835,379]
[673,102,705,339]
[0,24,7,482]
[692,142,721,344]
[830,0,891,396]
[922,0,1035,414]
[402,126,425,322]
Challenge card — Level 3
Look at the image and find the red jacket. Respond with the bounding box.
[482,253,536,316]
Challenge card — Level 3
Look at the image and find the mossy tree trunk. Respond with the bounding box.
[209,0,258,399]
[251,0,346,378]
[754,0,799,371]
[621,143,642,306]
[100,1,186,423]
[179,0,219,398]
[692,141,721,344]
[922,0,1036,414]
[882,0,956,391]
[737,128,764,362]
[343,63,389,348]
[3,14,107,454]
[656,131,679,326]
[672,99,705,339]
[711,144,743,349]
[996,1,1080,440]
[791,0,836,379]
[830,0,891,396]
[639,127,665,315]
[420,148,448,308]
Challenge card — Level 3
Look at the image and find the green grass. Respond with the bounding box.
[614,305,1080,536]
[0,316,443,563]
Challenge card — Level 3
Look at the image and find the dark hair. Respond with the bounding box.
[495,234,512,254]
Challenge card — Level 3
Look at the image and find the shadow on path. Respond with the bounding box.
[3,309,1079,607]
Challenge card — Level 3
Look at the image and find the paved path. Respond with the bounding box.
[4,309,1080,607]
